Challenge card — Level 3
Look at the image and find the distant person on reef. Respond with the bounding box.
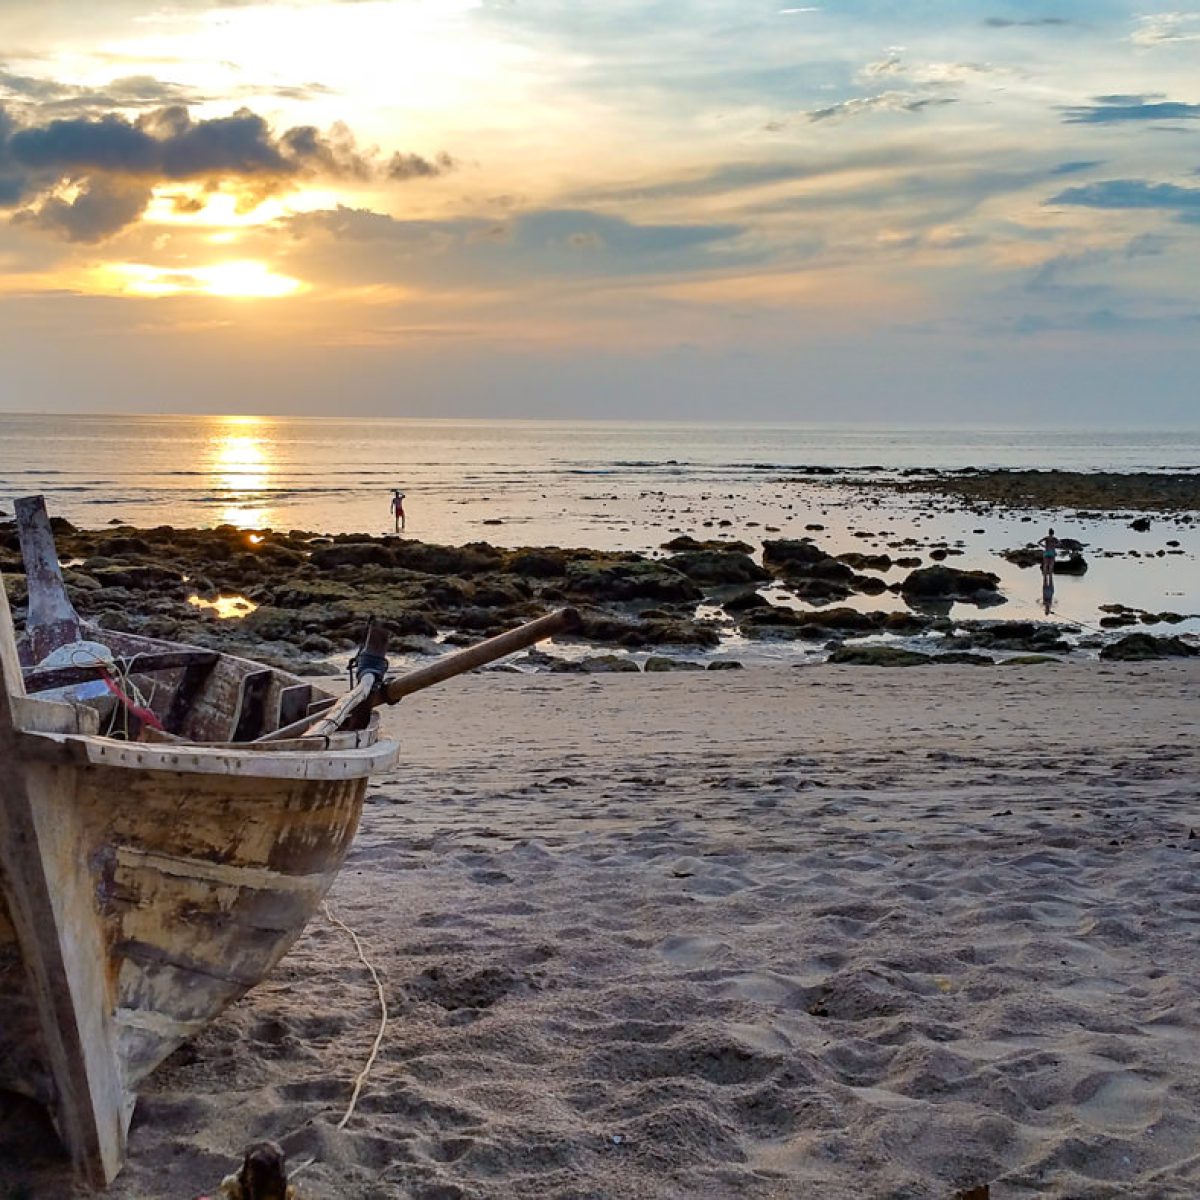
[1037,527,1059,584]
[390,489,406,533]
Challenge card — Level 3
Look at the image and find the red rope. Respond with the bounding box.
[101,674,165,731]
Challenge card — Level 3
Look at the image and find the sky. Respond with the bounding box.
[0,0,1198,423]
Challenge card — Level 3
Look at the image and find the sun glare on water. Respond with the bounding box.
[204,417,278,529]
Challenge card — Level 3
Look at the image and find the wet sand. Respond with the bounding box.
[3,661,1199,1198]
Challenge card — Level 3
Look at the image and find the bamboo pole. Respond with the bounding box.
[381,607,579,704]
[296,675,375,740]
[257,607,579,742]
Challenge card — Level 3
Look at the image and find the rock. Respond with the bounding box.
[643,656,705,671]
[1129,517,1151,532]
[563,559,701,604]
[1053,553,1087,575]
[883,612,934,635]
[575,654,641,673]
[1099,633,1199,661]
[827,645,929,667]
[900,565,1003,605]
[762,538,828,569]
[721,589,770,614]
[393,540,505,576]
[836,552,893,571]
[707,660,744,670]
[1001,655,1061,665]
[659,536,754,554]
[506,548,569,578]
[664,550,769,585]
[310,541,396,569]
[1001,546,1042,569]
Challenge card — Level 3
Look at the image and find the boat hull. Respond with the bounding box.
[0,733,393,1113]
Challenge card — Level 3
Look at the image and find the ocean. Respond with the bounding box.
[2,412,1198,653]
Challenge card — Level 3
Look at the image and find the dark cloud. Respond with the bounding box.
[1061,99,1200,124]
[0,102,457,241]
[1050,160,1103,175]
[1047,179,1200,222]
[983,17,1070,28]
[16,176,153,241]
[387,151,457,181]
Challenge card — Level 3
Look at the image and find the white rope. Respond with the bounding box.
[278,903,390,1183]
[321,901,390,1130]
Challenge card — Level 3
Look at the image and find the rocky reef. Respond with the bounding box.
[855,469,1200,515]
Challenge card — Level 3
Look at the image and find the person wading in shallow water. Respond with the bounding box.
[390,489,406,533]
[1037,527,1060,585]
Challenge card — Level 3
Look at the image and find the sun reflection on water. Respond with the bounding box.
[205,416,275,529]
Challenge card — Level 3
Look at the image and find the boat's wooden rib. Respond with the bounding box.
[0,573,133,1188]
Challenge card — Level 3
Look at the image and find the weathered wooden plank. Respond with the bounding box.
[23,650,218,698]
[22,729,399,779]
[277,683,313,729]
[14,496,83,662]
[1,567,132,1186]
[230,670,273,743]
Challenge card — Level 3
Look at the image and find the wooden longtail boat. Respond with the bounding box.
[0,496,576,1187]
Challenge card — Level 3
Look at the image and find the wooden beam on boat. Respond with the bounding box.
[230,670,273,743]
[15,496,84,663]
[0,571,132,1186]
[277,683,314,729]
[23,649,219,697]
[164,654,219,735]
[295,675,374,740]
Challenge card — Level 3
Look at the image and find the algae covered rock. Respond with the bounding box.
[827,645,929,667]
[1099,633,1198,661]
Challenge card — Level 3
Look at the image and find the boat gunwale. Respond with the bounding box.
[18,725,399,779]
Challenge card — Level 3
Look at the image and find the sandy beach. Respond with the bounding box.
[3,660,1199,1198]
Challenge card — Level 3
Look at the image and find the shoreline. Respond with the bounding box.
[3,662,1197,1197]
[3,467,1199,676]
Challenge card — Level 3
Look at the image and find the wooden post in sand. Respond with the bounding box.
[0,573,133,1187]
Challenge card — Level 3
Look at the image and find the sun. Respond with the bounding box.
[98,260,304,299]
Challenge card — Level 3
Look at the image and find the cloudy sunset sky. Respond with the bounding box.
[1,0,1197,421]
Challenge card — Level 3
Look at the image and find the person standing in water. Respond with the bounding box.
[390,489,406,533]
[1037,527,1059,584]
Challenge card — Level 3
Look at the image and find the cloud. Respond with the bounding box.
[1061,97,1200,123]
[808,92,957,123]
[0,102,457,241]
[1131,12,1200,46]
[983,16,1070,28]
[16,176,153,242]
[0,69,201,115]
[1050,160,1103,175]
[281,204,747,286]
[859,53,1003,86]
[387,151,457,181]
[1047,178,1200,221]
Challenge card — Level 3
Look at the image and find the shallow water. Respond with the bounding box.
[2,413,1197,657]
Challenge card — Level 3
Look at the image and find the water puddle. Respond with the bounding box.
[187,593,257,619]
